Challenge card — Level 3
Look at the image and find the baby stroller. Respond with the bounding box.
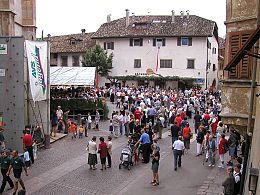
[119,145,133,170]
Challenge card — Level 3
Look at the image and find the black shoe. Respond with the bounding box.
[174,168,177,171]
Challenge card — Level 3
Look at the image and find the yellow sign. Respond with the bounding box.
[146,68,154,75]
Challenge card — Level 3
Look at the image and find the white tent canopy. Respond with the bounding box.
[50,67,96,86]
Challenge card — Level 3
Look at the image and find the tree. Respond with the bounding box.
[82,44,113,77]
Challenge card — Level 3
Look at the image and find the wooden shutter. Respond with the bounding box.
[240,32,252,79]
[162,38,166,46]
[130,38,133,46]
[153,38,156,46]
[104,42,106,50]
[188,37,192,46]
[140,38,143,46]
[228,30,253,79]
[228,32,239,78]
[177,37,181,46]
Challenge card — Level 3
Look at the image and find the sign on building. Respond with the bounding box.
[0,44,7,54]
[25,41,48,102]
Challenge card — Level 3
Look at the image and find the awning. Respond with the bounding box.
[225,25,260,71]
[50,67,96,86]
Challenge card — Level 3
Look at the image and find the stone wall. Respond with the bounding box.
[220,79,255,135]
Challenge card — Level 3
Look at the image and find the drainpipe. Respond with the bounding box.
[240,1,260,193]
[206,37,209,89]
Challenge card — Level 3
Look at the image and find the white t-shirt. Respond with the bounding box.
[173,140,185,150]
[24,151,30,161]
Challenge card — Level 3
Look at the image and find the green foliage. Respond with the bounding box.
[50,98,109,119]
[82,45,113,77]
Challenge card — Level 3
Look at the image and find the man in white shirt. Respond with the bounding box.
[172,136,185,171]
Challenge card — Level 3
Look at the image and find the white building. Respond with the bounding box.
[49,30,95,67]
[92,10,219,89]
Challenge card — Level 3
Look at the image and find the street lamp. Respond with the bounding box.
[249,168,259,194]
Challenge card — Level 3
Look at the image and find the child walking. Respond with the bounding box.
[23,149,30,169]
[78,125,84,139]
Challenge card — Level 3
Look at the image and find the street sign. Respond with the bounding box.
[0,44,7,54]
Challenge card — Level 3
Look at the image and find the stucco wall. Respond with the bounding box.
[96,36,218,89]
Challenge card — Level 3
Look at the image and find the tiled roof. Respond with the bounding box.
[92,15,216,38]
[49,32,96,53]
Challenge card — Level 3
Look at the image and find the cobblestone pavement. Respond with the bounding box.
[3,101,226,195]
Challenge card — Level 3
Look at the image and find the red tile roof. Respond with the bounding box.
[49,32,96,53]
[92,15,217,38]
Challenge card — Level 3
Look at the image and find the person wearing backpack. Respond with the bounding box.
[218,134,228,168]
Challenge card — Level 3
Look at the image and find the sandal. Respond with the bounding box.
[150,180,155,184]
[152,183,158,186]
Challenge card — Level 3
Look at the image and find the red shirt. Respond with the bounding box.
[219,138,227,155]
[98,142,108,158]
[203,114,210,121]
[175,116,182,127]
[134,110,141,120]
[23,134,33,147]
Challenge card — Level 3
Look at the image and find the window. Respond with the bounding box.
[130,38,143,46]
[160,59,172,68]
[153,38,166,47]
[177,37,192,46]
[213,64,216,71]
[212,47,217,54]
[134,59,141,68]
[187,59,195,69]
[53,53,58,58]
[107,42,114,50]
[70,40,76,45]
[61,56,68,66]
[207,40,211,49]
[72,56,79,67]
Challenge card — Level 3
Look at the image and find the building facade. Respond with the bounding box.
[0,0,36,39]
[92,11,219,89]
[222,0,260,194]
[49,31,95,67]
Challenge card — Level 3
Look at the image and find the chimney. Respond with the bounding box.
[125,9,130,27]
[81,29,86,35]
[186,10,190,19]
[107,14,111,23]
[171,10,175,23]
[180,11,184,19]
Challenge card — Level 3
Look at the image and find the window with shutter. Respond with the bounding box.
[188,37,192,46]
[130,38,133,46]
[104,42,107,50]
[153,38,156,46]
[177,37,181,46]
[227,30,253,79]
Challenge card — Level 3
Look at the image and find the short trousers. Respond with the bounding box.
[152,162,159,173]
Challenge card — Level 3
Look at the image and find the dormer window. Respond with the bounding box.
[132,22,149,29]
[69,38,82,45]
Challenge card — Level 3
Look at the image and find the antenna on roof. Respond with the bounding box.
[180,11,184,19]
[186,10,190,19]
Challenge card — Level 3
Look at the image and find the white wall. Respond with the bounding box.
[97,36,218,88]
[207,36,219,88]
[56,53,84,67]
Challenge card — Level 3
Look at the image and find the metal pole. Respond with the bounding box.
[44,34,51,149]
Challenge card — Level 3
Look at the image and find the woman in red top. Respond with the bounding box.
[218,134,227,168]
[98,137,108,170]
[182,123,192,150]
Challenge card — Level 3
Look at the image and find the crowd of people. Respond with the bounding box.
[0,83,245,194]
